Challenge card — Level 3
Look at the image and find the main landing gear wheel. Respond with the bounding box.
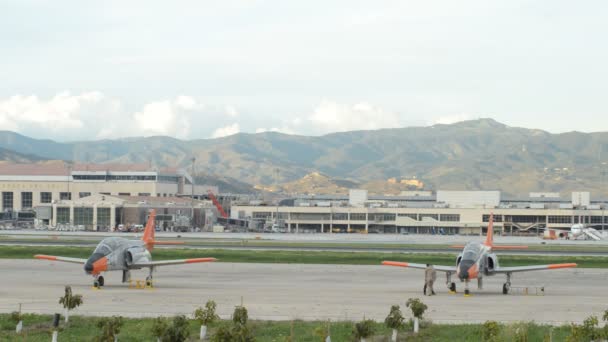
[502,283,510,295]
[450,282,456,292]
[98,276,104,287]
[146,276,153,287]
[93,280,100,288]
[464,289,470,295]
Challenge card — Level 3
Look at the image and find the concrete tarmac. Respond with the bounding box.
[1,260,605,325]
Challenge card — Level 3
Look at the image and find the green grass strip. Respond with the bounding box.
[0,313,574,342]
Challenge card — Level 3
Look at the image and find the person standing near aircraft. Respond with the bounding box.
[425,264,436,296]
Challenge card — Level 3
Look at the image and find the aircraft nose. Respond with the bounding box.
[84,253,104,274]
[458,260,475,280]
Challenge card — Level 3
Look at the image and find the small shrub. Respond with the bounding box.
[313,321,330,341]
[151,317,168,341]
[10,311,22,323]
[406,298,427,319]
[482,320,500,342]
[210,324,233,342]
[233,306,249,326]
[353,319,375,340]
[94,316,123,342]
[385,305,405,330]
[194,300,219,325]
[162,315,191,342]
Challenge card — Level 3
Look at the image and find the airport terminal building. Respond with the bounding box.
[0,163,219,229]
[232,190,608,235]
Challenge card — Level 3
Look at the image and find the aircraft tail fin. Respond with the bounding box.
[142,209,156,250]
[484,213,494,247]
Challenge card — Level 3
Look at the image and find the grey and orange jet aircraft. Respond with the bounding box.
[382,214,577,295]
[34,209,217,288]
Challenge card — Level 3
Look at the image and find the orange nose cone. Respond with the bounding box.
[92,256,108,274]
[468,264,479,279]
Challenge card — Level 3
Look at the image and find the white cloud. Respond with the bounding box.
[211,123,240,138]
[255,126,296,135]
[0,91,105,133]
[431,114,473,125]
[307,101,402,134]
[0,92,241,141]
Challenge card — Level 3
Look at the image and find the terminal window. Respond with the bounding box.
[79,192,91,198]
[21,192,33,209]
[118,192,131,196]
[74,207,93,226]
[440,214,460,222]
[57,207,70,224]
[40,192,52,204]
[97,207,111,227]
[350,213,367,221]
[60,192,71,200]
[2,192,13,210]
[138,193,151,196]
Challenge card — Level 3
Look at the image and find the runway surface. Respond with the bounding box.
[1,260,605,324]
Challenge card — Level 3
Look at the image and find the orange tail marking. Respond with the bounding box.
[142,209,156,250]
[484,213,494,247]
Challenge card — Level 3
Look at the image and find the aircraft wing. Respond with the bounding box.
[382,261,457,272]
[132,257,217,268]
[34,254,87,264]
[495,263,577,273]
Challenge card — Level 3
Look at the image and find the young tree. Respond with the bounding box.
[353,319,375,342]
[313,320,331,342]
[58,286,83,323]
[194,300,219,340]
[163,315,191,342]
[384,305,405,342]
[152,317,169,342]
[95,316,123,342]
[406,298,427,334]
[10,311,22,333]
[233,306,248,326]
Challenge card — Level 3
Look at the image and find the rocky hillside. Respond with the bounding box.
[1,119,608,196]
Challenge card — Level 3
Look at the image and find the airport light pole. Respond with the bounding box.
[191,157,195,230]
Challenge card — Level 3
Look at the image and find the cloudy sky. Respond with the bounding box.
[1,0,607,141]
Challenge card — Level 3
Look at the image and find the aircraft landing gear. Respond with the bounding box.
[446,272,456,293]
[93,275,104,288]
[146,267,154,288]
[502,273,512,295]
[464,279,470,296]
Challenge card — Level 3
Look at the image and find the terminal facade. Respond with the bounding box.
[0,162,218,229]
[232,190,608,235]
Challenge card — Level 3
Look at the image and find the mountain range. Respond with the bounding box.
[1,119,608,196]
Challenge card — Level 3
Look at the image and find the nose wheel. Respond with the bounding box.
[146,267,155,288]
[446,272,457,293]
[502,272,512,295]
[93,275,104,288]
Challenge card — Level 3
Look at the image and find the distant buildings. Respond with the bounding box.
[0,162,218,230]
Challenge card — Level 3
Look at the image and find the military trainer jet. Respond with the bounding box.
[34,209,216,288]
[382,214,577,295]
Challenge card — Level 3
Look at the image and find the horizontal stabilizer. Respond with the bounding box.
[491,245,529,250]
[150,241,185,245]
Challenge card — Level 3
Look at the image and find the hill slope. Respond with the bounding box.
[1,119,607,196]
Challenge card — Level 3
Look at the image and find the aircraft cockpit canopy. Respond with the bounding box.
[462,242,482,260]
[93,237,124,256]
